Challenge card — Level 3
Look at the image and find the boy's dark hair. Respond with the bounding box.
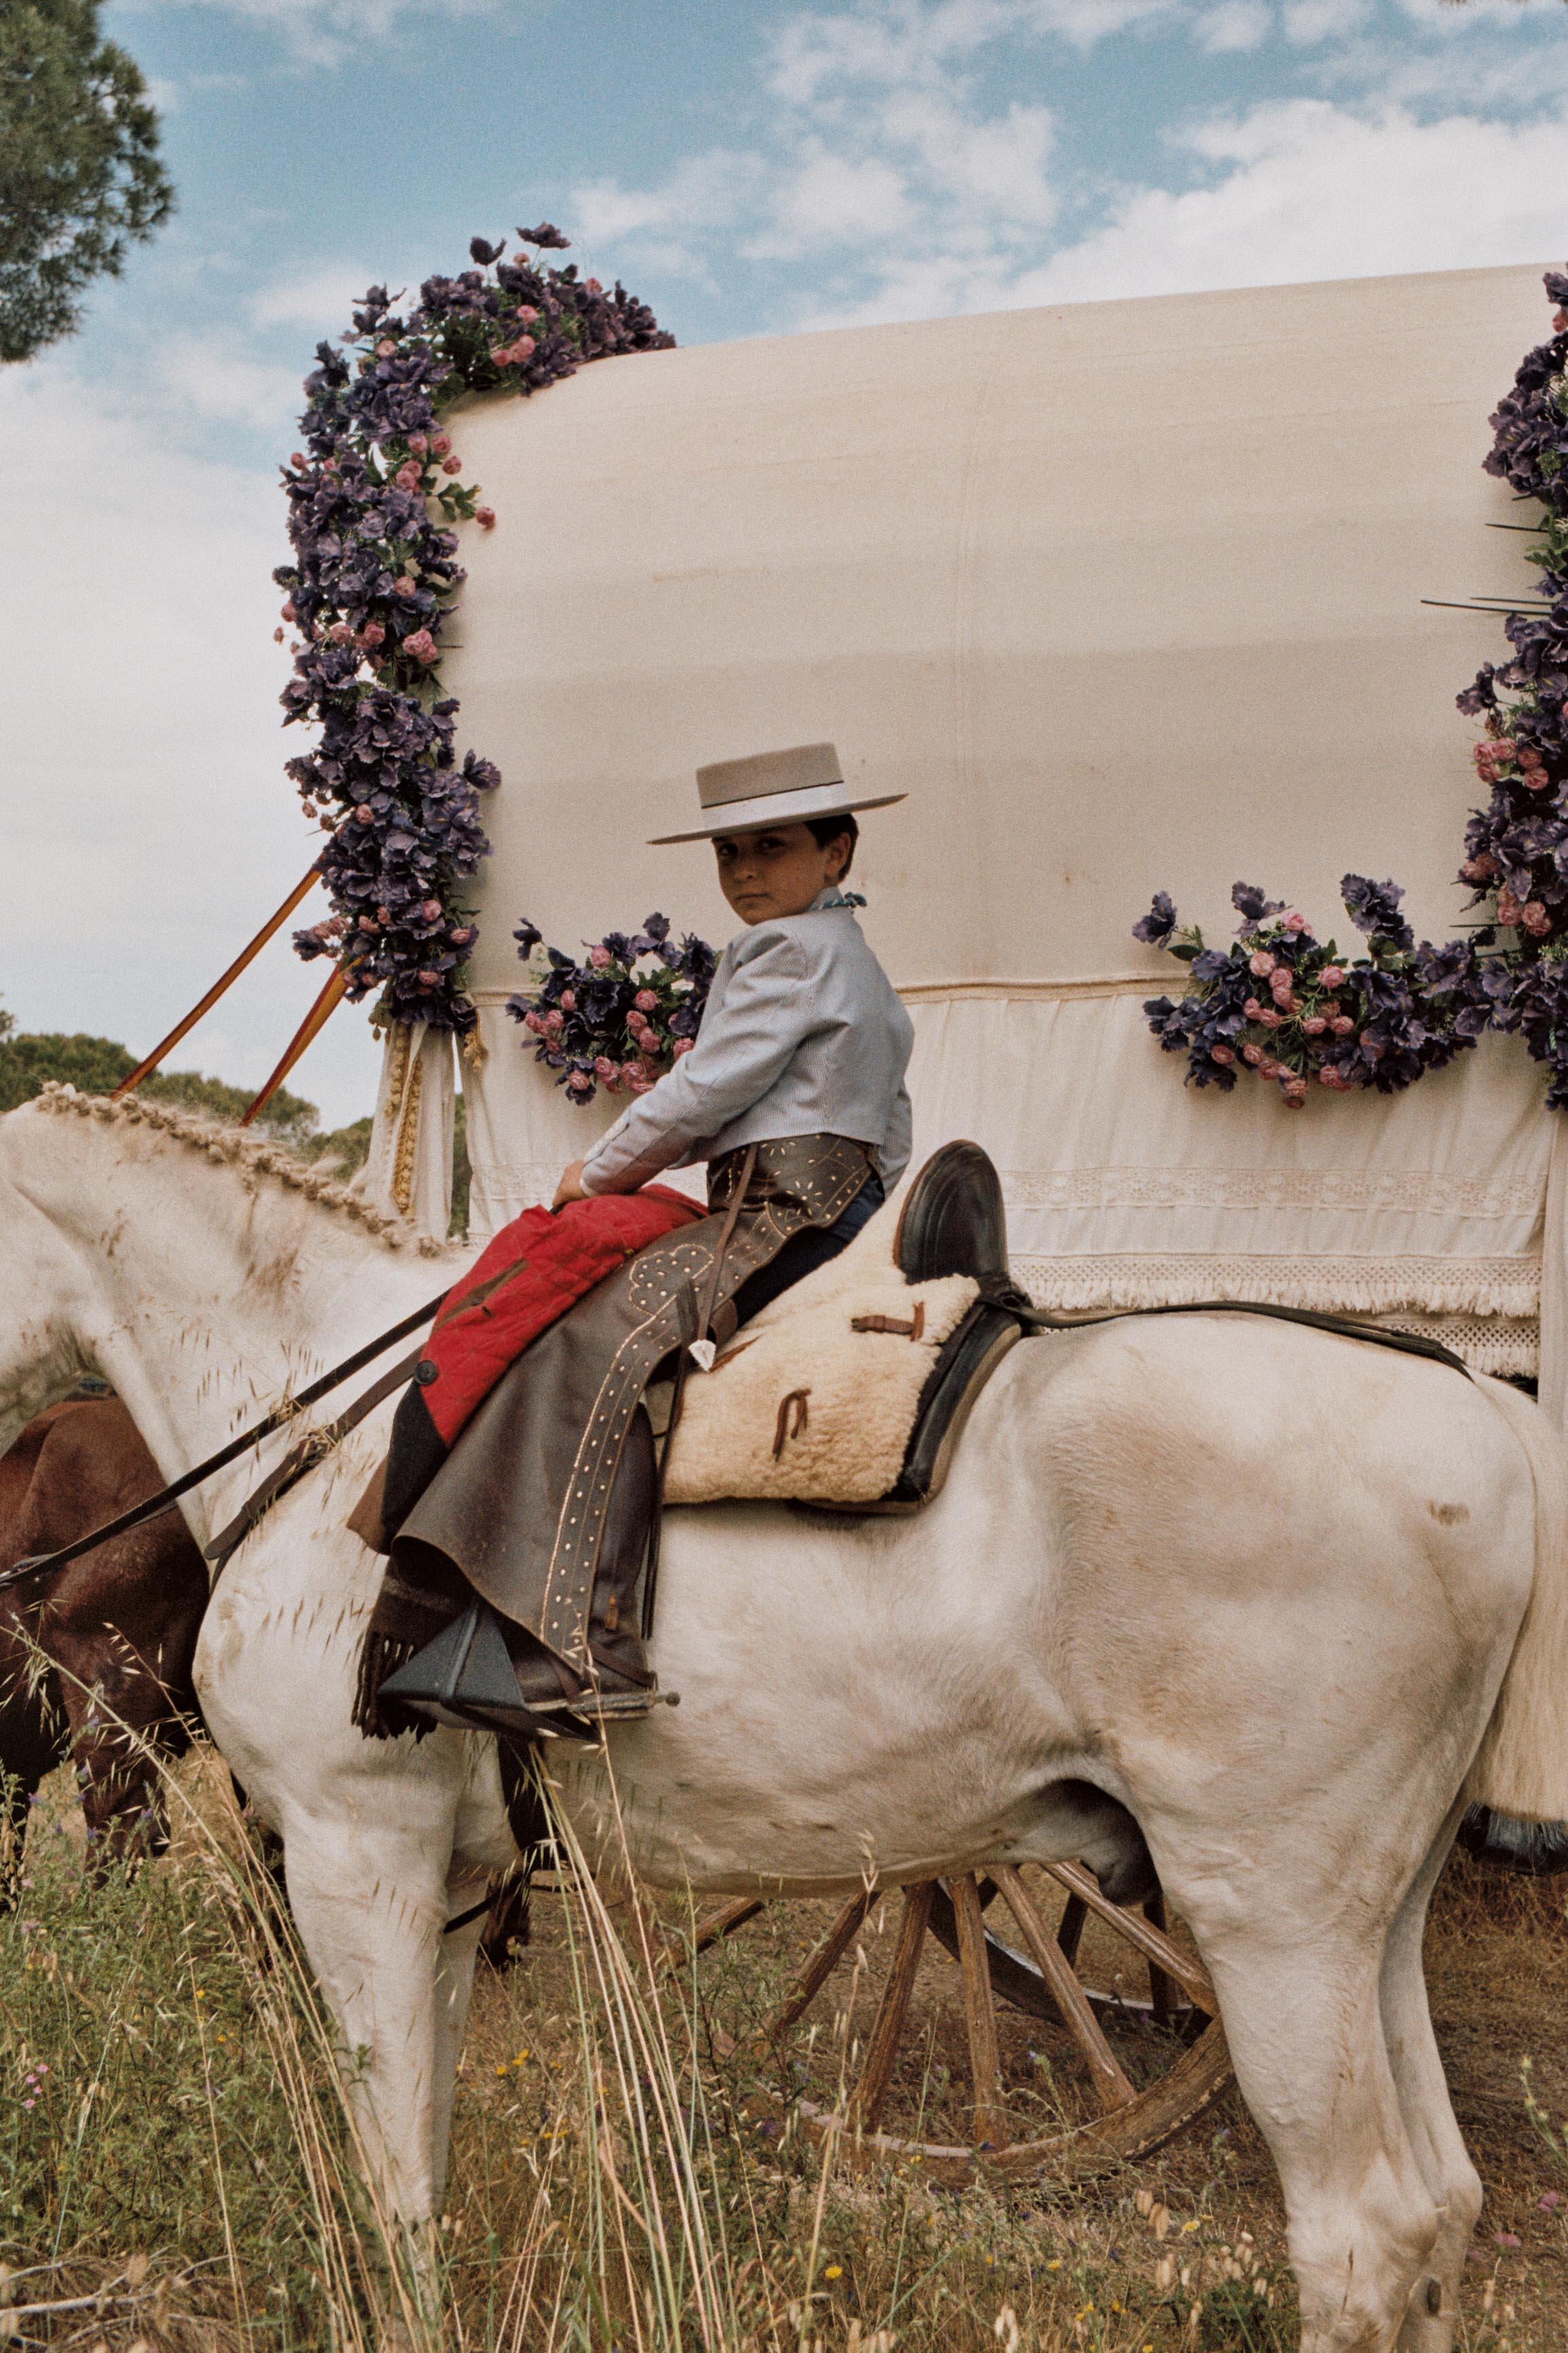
[807,811,858,875]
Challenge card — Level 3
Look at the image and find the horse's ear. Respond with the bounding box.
[893,1142,1009,1286]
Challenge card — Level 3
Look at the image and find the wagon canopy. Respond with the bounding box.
[364,261,1568,1403]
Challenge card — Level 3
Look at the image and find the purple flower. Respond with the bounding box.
[1131,891,1176,947]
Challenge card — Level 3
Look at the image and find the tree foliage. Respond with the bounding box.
[0,0,175,363]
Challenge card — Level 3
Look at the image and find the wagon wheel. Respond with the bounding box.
[689,1863,1233,2184]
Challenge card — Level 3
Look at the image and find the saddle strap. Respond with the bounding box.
[1015,1294,1473,1379]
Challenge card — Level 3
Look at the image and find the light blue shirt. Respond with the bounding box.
[579,889,915,1196]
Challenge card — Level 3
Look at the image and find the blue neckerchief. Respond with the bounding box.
[812,886,868,911]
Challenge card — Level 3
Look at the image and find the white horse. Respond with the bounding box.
[2,1082,1565,2353]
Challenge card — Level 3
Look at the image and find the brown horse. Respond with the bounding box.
[0,1398,532,1958]
[0,1396,208,1888]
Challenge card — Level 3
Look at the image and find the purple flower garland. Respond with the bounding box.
[276,227,673,1035]
[509,914,716,1105]
[1137,269,1568,1110]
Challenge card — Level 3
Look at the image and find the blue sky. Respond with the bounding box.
[7,0,1568,1123]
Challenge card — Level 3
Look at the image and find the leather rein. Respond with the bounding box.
[0,1290,451,1594]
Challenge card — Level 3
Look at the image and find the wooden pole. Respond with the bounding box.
[239,965,350,1127]
[111,868,321,1100]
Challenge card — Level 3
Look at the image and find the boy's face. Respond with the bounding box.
[712,822,851,924]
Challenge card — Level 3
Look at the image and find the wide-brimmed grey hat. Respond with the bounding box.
[648,742,905,845]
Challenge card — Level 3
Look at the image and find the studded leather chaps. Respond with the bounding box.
[385,1134,875,1677]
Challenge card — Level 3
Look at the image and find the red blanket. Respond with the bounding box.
[417,1187,705,1446]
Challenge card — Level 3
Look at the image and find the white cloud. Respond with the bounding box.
[150,0,503,67]
[156,330,302,433]
[1196,1,1273,52]
[1283,0,1368,42]
[1004,98,1568,308]
[249,263,382,332]
[0,362,382,1125]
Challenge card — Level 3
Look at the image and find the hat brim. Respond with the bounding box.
[649,786,906,845]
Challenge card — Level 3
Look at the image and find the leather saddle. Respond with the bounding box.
[867,1140,1032,1511]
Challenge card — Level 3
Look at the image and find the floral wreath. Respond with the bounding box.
[509,915,717,1105]
[275,227,672,1036]
[1137,268,1568,1111]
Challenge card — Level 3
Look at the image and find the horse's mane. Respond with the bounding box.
[31,1083,448,1257]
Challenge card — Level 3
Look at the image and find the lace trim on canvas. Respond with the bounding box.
[1362,1311,1537,1381]
[1002,1167,1544,1218]
[1012,1252,1542,1320]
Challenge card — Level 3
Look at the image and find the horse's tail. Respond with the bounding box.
[1469,1374,1568,1821]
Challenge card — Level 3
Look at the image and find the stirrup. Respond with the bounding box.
[378,1602,584,1740]
[528,1684,676,1728]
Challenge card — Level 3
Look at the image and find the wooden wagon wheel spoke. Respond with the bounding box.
[990,1863,1135,2114]
[773,1886,876,2036]
[949,1874,1010,2149]
[1043,1859,1218,2015]
[847,1881,934,2129]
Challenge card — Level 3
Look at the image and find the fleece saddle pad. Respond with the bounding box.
[660,1208,992,1508]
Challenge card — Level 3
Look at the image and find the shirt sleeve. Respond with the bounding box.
[579,927,815,1194]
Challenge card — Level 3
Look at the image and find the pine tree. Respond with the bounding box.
[0,0,175,363]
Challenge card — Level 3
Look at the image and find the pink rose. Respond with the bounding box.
[1523,901,1552,936]
[544,1009,564,1034]
[408,433,429,456]
[509,335,536,363]
[594,1056,618,1080]
[1318,1066,1345,1089]
[1302,1015,1327,1036]
[450,926,473,946]
[1331,1015,1354,1035]
[420,898,441,921]
[1497,888,1524,927]
[323,457,338,473]
[1258,1008,1282,1029]
[290,452,306,470]
[377,905,391,924]
[358,915,378,932]
[558,989,576,1010]
[634,989,658,1012]
[354,803,374,823]
[393,575,417,597]
[628,1072,655,1095]
[588,944,612,967]
[518,305,539,324]
[1243,997,1263,1020]
[1555,309,1568,333]
[1270,965,1293,994]
[475,506,496,530]
[1283,912,1307,932]
[672,1037,695,1057]
[376,338,397,357]
[404,627,439,665]
[431,433,452,457]
[442,455,462,476]
[1209,1044,1235,1066]
[1319,965,1344,990]
[1248,951,1275,977]
[1241,1042,1264,1065]
[273,626,285,643]
[327,620,354,643]
[395,460,422,491]
[417,968,439,988]
[1521,768,1549,791]
[489,346,513,365]
[280,600,297,623]
[1258,1057,1281,1080]
[523,1010,545,1034]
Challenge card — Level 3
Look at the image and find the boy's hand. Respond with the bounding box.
[552,1160,588,1211]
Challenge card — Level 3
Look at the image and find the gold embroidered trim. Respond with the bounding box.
[391,1032,424,1216]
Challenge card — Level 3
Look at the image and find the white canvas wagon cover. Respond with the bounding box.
[360,260,1568,1410]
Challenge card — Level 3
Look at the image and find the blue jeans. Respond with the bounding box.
[729,1171,888,1330]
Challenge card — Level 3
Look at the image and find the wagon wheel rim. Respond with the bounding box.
[696,1861,1234,2183]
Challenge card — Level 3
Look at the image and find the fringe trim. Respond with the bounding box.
[1012,1252,1542,1322]
[352,1631,431,1743]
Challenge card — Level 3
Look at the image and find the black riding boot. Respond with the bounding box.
[378,1408,661,1737]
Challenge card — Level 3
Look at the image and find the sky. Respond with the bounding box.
[6,0,1568,1125]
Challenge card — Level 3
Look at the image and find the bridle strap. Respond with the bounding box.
[0,1288,450,1592]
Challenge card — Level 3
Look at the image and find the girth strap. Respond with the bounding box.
[1015,1294,1472,1379]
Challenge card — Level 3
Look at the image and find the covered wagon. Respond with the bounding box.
[362,259,1565,1417]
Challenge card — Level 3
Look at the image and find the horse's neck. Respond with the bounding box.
[29,1104,458,1513]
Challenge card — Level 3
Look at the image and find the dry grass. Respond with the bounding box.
[0,1747,1564,2350]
